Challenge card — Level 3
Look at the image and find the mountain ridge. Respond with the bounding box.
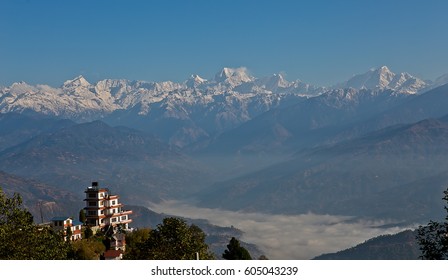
[198,113,448,223]
[338,66,427,94]
[0,66,434,147]
[0,120,211,205]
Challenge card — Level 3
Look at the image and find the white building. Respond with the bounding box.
[84,182,133,230]
[51,216,82,241]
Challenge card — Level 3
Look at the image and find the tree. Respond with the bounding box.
[123,228,151,260]
[66,224,72,242]
[84,226,93,239]
[79,209,86,224]
[222,237,252,260]
[0,188,33,228]
[25,227,72,259]
[0,188,71,259]
[127,217,215,260]
[416,188,448,259]
[70,238,106,260]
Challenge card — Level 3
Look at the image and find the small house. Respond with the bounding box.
[51,216,82,241]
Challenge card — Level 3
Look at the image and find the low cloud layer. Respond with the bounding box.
[149,200,414,259]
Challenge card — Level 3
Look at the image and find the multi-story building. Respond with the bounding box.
[84,182,133,230]
[51,216,83,241]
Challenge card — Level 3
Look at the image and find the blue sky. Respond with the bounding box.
[1,0,448,87]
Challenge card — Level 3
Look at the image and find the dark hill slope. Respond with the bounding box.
[332,83,448,143]
[0,121,211,205]
[313,230,420,260]
[197,88,413,156]
[0,112,74,152]
[0,171,81,222]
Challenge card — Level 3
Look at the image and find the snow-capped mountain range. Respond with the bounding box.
[0,67,322,120]
[0,66,441,146]
[337,66,427,94]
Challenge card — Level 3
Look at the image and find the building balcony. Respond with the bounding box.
[104,209,132,217]
[103,203,123,209]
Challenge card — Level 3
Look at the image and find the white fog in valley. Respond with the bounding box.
[149,200,414,259]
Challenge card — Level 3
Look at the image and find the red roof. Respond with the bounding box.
[103,249,123,258]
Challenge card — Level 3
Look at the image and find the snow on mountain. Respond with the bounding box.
[214,67,254,86]
[62,75,91,88]
[258,73,290,91]
[339,66,428,94]
[255,74,324,96]
[0,66,433,146]
[0,79,117,120]
[388,72,427,94]
[186,74,207,88]
[0,68,319,146]
[339,66,394,90]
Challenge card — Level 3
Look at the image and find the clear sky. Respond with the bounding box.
[1,0,448,87]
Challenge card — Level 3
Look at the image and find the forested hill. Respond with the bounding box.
[313,230,420,260]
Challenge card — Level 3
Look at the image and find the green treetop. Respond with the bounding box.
[125,217,215,260]
[0,187,71,259]
[222,237,252,260]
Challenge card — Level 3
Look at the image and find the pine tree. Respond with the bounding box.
[416,188,448,259]
[66,224,73,242]
[84,226,93,239]
[222,237,252,260]
[79,209,86,224]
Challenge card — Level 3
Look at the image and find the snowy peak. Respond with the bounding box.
[376,66,395,87]
[341,66,427,94]
[186,74,207,88]
[191,74,206,83]
[214,67,254,85]
[63,75,91,88]
[263,73,290,90]
[9,81,35,93]
[344,66,394,90]
[95,79,130,92]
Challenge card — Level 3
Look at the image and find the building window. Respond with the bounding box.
[89,201,96,207]
[112,200,116,205]
[88,193,96,198]
[121,216,127,221]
